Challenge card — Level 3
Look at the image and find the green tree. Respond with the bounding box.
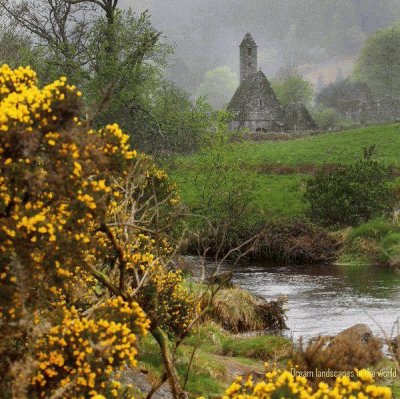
[195,66,237,109]
[0,2,218,156]
[0,1,164,118]
[305,151,395,227]
[272,74,314,106]
[103,78,216,156]
[354,23,400,98]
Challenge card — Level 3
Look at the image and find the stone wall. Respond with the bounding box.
[336,95,400,124]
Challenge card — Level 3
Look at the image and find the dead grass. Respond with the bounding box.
[293,334,383,385]
[206,286,287,333]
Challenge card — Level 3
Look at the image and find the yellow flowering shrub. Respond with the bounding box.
[221,367,392,399]
[140,268,199,336]
[30,298,149,398]
[0,65,194,398]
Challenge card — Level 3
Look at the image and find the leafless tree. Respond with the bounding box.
[66,0,118,24]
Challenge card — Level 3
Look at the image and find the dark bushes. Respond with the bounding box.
[254,219,340,264]
[186,218,340,264]
[305,156,395,228]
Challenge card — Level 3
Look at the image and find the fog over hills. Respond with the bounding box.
[121,0,400,95]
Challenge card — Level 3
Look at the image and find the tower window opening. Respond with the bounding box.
[259,99,263,107]
[247,48,252,55]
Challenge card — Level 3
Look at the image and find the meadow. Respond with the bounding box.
[172,124,400,218]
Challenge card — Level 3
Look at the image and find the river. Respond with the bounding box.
[230,263,400,341]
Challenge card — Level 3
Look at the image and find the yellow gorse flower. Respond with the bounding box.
[0,65,184,398]
[221,367,392,399]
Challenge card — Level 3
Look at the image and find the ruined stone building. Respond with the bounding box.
[228,33,317,132]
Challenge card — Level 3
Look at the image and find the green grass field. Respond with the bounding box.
[171,171,307,217]
[244,124,400,166]
[171,124,400,217]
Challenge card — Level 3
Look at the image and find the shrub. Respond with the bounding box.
[220,367,392,399]
[380,232,400,266]
[339,218,400,266]
[347,217,398,242]
[305,157,395,228]
[183,114,258,257]
[0,65,195,398]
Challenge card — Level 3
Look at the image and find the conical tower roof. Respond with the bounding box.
[240,32,257,48]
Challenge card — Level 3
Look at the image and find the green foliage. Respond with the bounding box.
[150,83,215,155]
[380,232,400,261]
[272,75,314,107]
[1,4,213,156]
[85,10,217,156]
[195,66,237,109]
[354,22,400,98]
[312,107,340,130]
[182,321,290,361]
[341,218,400,266]
[347,217,397,242]
[173,125,400,231]
[182,111,256,225]
[305,156,395,227]
[174,171,306,220]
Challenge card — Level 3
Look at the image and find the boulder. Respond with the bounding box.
[332,324,373,345]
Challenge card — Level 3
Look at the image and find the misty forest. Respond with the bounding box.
[2,0,400,398]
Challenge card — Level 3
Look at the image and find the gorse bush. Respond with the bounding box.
[0,65,197,398]
[218,367,392,399]
[305,156,395,227]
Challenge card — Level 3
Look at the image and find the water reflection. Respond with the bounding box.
[230,263,400,341]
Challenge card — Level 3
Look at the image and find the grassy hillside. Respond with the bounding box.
[171,124,400,217]
[244,124,400,167]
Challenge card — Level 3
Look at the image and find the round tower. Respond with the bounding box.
[240,33,258,84]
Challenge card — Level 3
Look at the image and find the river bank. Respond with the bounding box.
[129,256,400,398]
[170,124,400,268]
[231,262,400,341]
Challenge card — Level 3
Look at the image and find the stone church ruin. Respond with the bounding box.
[228,33,317,132]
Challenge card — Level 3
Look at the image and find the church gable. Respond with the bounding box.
[228,71,283,121]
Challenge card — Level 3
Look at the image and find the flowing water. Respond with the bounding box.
[230,263,400,341]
